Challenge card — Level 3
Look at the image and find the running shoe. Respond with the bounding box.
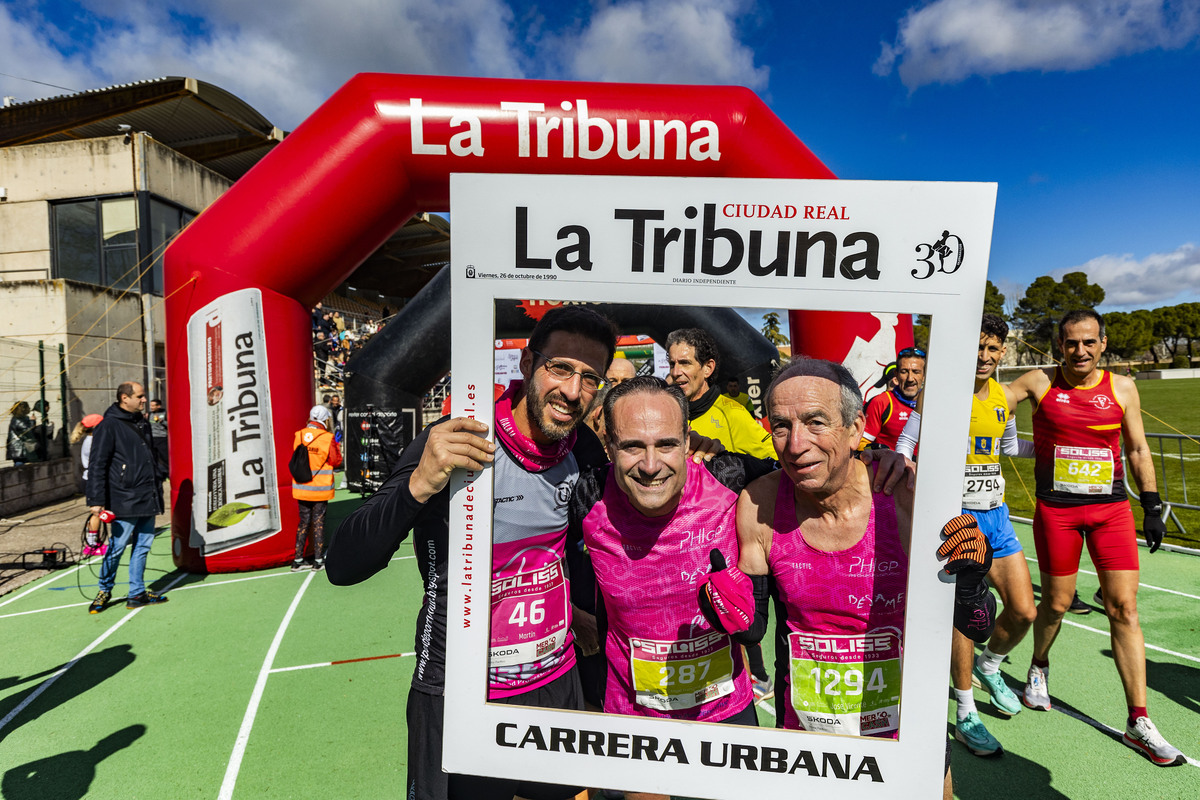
[1094,588,1105,608]
[752,676,774,702]
[313,560,325,572]
[125,590,169,609]
[955,712,1003,757]
[290,561,306,572]
[1123,716,1186,766]
[88,590,111,614]
[1067,591,1092,615]
[972,661,1022,716]
[1023,664,1051,711]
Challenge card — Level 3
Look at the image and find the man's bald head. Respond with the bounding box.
[606,358,637,386]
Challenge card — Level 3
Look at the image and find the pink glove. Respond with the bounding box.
[700,549,754,634]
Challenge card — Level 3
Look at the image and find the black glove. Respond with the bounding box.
[936,514,993,603]
[1139,491,1165,554]
[937,514,997,642]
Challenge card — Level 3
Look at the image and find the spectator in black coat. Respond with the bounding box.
[85,381,169,613]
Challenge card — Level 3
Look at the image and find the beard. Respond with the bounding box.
[525,380,587,443]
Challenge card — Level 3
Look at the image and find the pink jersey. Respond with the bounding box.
[581,463,753,721]
[768,476,908,737]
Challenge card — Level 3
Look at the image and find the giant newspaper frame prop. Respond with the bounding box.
[446,173,997,799]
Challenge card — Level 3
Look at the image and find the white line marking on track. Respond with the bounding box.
[0,571,188,736]
[269,653,416,674]
[1059,618,1200,664]
[0,601,91,619]
[219,569,316,800]
[173,572,295,591]
[755,700,776,717]
[1023,555,1200,601]
[1051,703,1199,768]
[0,556,102,609]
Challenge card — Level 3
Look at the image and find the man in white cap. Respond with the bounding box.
[291,404,342,571]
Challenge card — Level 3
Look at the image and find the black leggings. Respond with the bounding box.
[295,500,327,561]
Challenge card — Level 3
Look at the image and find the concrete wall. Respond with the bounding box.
[0,281,146,461]
[143,136,231,209]
[0,458,76,517]
[1136,368,1200,380]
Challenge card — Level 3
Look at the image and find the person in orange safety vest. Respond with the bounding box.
[291,404,342,572]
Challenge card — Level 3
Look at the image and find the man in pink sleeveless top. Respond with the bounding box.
[700,358,996,799]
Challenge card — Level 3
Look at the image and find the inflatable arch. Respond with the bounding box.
[164,73,863,573]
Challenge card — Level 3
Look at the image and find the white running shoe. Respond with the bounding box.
[1022,664,1051,711]
[1123,716,1185,766]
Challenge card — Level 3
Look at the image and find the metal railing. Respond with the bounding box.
[1122,432,1200,536]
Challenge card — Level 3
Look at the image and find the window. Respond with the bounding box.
[53,196,194,295]
[149,199,195,296]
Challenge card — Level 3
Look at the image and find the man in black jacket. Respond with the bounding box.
[86,381,168,613]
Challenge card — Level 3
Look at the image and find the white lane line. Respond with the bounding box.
[0,554,415,621]
[1059,618,1200,665]
[173,572,295,591]
[0,601,91,619]
[0,571,188,735]
[269,652,416,674]
[1023,555,1200,601]
[0,556,102,609]
[219,569,316,800]
[1051,703,1199,768]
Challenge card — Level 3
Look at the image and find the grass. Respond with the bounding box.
[999,374,1200,548]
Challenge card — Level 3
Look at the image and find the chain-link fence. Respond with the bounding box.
[0,337,70,466]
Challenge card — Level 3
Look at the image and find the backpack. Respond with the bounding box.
[288,443,313,483]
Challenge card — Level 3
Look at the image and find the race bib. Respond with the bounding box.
[962,462,1005,510]
[1052,446,1114,495]
[489,559,570,668]
[788,630,902,736]
[629,632,736,712]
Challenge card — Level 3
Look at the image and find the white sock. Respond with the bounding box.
[977,646,1005,676]
[954,688,976,721]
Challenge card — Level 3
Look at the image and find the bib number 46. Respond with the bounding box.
[508,599,546,627]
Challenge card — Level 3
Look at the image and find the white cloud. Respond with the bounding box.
[1,0,767,129]
[875,0,1200,89]
[1062,243,1200,308]
[565,0,768,89]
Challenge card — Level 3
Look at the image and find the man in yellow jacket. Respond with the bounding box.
[291,405,343,571]
[665,327,775,460]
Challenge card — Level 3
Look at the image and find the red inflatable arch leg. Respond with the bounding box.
[164,73,837,573]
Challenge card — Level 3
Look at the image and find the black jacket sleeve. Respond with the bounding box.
[326,419,444,586]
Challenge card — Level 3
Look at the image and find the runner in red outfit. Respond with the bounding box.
[1005,309,1183,766]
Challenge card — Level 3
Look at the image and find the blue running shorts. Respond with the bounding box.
[964,503,1023,559]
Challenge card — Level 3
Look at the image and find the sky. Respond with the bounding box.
[3,0,1199,314]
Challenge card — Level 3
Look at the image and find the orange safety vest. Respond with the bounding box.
[292,424,340,501]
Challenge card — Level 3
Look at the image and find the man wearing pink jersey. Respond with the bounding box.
[570,377,771,731]
[701,358,994,797]
[570,375,917,800]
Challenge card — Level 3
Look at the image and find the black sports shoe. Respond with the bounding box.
[126,591,169,609]
[88,590,111,614]
[1067,592,1091,615]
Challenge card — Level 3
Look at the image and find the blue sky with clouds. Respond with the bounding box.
[3,0,1198,312]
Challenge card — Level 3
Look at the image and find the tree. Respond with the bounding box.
[983,280,1005,317]
[1176,302,1200,360]
[760,311,789,347]
[912,314,930,351]
[1104,310,1155,363]
[1012,272,1105,362]
[1151,305,1181,359]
